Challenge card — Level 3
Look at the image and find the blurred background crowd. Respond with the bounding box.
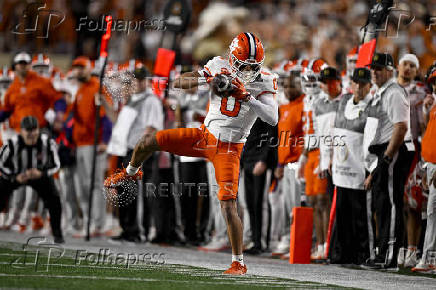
[1,0,435,72]
[0,0,436,271]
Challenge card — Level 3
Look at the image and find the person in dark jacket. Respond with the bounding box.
[241,117,277,254]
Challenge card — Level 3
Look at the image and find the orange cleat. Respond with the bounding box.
[19,225,27,233]
[223,261,247,275]
[104,168,143,188]
[31,216,44,231]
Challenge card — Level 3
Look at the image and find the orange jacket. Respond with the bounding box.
[2,71,63,131]
[71,76,109,146]
[277,95,305,165]
[422,106,436,163]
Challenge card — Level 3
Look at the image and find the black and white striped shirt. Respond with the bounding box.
[0,133,60,180]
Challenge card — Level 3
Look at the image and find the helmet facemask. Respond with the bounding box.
[32,64,51,78]
[346,56,357,77]
[230,54,263,83]
[301,72,320,95]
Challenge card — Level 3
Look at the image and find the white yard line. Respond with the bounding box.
[2,234,436,290]
[0,273,309,288]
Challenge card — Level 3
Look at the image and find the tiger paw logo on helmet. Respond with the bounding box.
[228,32,264,83]
[229,38,240,54]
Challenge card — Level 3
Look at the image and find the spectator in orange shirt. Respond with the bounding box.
[0,52,65,132]
[69,56,113,237]
[271,70,305,257]
[0,52,65,233]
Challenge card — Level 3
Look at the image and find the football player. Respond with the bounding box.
[31,54,63,80]
[396,54,426,268]
[270,59,306,259]
[296,58,330,260]
[342,46,358,94]
[105,32,278,275]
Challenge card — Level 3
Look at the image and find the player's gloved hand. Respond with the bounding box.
[211,73,233,94]
[231,78,251,102]
[104,166,143,188]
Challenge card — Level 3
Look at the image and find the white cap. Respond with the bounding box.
[13,52,31,64]
[399,53,419,69]
[14,52,32,63]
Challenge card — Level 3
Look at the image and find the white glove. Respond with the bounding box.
[44,109,56,125]
[295,154,308,183]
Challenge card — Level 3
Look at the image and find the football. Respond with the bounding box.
[211,73,233,97]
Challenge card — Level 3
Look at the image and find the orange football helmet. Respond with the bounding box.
[229,32,264,83]
[346,46,359,77]
[274,58,307,76]
[301,58,327,95]
[32,54,52,77]
[32,53,50,67]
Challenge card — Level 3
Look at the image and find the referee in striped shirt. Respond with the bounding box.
[0,116,64,243]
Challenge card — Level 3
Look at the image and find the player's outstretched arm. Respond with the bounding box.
[247,93,278,126]
[173,71,203,89]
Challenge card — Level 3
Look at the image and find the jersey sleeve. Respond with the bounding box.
[197,56,226,77]
[254,71,278,99]
[387,87,409,124]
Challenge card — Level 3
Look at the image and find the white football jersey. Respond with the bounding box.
[302,92,321,150]
[341,75,353,95]
[198,56,277,143]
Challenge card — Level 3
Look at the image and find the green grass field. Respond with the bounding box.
[0,246,343,289]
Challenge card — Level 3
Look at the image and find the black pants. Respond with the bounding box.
[244,168,267,250]
[332,186,370,265]
[326,172,335,202]
[396,145,416,246]
[396,144,416,202]
[151,167,177,243]
[118,150,155,240]
[0,177,62,238]
[369,143,405,266]
[179,161,209,243]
